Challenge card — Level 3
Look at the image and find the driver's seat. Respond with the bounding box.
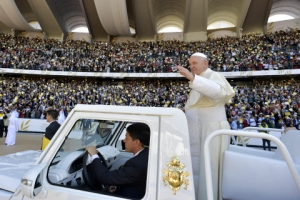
[109,152,134,171]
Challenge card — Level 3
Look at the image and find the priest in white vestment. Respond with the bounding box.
[5,111,19,146]
[176,53,235,200]
[57,108,66,125]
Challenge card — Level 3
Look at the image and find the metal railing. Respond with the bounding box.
[204,130,300,200]
[231,127,284,146]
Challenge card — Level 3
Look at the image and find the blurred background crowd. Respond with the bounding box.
[1,28,300,131]
[0,76,300,131]
[0,29,299,73]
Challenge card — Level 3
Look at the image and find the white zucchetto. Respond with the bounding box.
[191,52,208,59]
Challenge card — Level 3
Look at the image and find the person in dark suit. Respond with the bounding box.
[80,119,92,134]
[80,118,92,146]
[41,109,61,150]
[86,122,150,199]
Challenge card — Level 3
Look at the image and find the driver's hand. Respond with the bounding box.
[86,146,98,156]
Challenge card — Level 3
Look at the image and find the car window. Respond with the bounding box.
[47,118,130,191]
[31,110,159,200]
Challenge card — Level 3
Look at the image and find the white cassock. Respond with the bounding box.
[57,110,66,125]
[5,112,19,146]
[185,68,235,200]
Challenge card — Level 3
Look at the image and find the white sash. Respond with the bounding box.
[186,106,227,122]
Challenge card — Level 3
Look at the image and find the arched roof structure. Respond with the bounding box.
[270,0,300,19]
[0,0,298,41]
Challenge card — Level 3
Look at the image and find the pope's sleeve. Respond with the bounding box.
[189,73,235,103]
[189,74,222,100]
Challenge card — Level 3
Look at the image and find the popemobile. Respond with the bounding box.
[0,105,299,200]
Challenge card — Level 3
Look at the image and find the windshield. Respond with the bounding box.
[63,119,126,152]
[49,119,128,166]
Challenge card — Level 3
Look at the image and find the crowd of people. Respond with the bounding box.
[0,27,299,200]
[228,78,300,131]
[0,76,189,117]
[0,29,299,73]
[1,76,300,131]
[0,28,299,135]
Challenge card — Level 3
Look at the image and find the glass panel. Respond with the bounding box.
[45,115,153,199]
[63,119,121,152]
[47,118,127,187]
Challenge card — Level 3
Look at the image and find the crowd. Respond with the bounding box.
[0,76,189,117]
[1,76,300,131]
[0,29,299,73]
[227,78,300,131]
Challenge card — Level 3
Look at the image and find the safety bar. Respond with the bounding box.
[243,127,284,133]
[231,127,285,147]
[204,130,300,200]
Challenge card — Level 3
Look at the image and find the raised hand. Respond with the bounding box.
[175,66,194,81]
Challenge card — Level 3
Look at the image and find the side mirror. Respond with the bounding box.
[21,164,47,198]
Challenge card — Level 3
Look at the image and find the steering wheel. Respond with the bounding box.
[82,151,107,190]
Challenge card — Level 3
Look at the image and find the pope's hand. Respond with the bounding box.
[175,66,194,81]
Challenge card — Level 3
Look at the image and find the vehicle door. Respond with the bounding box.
[15,111,159,200]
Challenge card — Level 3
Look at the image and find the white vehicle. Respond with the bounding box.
[0,105,299,200]
[0,105,195,200]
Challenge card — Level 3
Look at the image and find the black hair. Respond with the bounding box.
[46,109,59,120]
[126,123,150,147]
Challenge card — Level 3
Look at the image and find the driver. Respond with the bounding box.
[86,122,150,199]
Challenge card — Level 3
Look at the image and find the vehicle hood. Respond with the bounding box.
[0,150,42,192]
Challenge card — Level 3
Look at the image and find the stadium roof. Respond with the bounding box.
[0,0,298,41]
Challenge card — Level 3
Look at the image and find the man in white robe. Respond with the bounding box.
[176,53,235,200]
[57,108,66,125]
[5,111,19,146]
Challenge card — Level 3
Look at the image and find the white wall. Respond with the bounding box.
[184,31,207,42]
[18,31,45,39]
[157,32,183,41]
[267,18,300,33]
[208,30,237,39]
[2,68,299,79]
[17,118,97,134]
[112,36,137,43]
[18,118,49,132]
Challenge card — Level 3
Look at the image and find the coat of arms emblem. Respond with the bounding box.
[162,156,189,194]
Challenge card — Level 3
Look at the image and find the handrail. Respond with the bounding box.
[204,130,300,200]
[243,127,284,133]
[231,127,285,147]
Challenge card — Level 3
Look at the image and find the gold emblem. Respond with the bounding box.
[20,120,30,131]
[162,156,189,194]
